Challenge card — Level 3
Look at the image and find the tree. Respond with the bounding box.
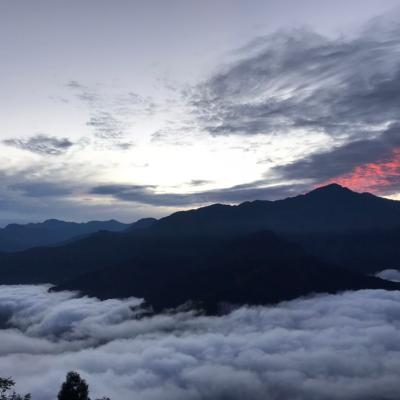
[57,372,111,400]
[0,377,31,400]
[0,374,110,400]
[57,372,89,400]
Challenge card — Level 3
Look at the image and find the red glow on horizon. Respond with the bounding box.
[324,148,400,195]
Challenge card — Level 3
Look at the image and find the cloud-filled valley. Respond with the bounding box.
[1,285,400,400]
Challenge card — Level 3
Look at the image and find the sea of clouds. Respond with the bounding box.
[0,284,400,400]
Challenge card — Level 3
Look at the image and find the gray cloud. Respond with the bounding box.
[1,285,400,400]
[86,112,125,140]
[186,18,400,194]
[67,81,123,141]
[3,134,74,156]
[188,179,213,187]
[273,123,400,194]
[190,21,400,140]
[9,182,74,198]
[90,181,306,206]
[0,166,156,226]
[67,80,158,145]
[66,80,85,90]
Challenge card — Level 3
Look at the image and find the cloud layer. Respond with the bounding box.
[1,285,400,400]
[3,134,74,156]
[192,20,400,139]
[274,123,400,195]
[90,181,306,206]
[66,80,157,149]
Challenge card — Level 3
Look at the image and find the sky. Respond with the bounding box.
[1,0,400,224]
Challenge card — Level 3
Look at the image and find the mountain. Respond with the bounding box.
[6,183,396,253]
[1,184,400,314]
[54,230,400,314]
[288,228,400,274]
[0,218,132,252]
[147,183,400,273]
[152,184,400,236]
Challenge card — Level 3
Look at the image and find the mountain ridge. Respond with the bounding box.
[1,183,400,314]
[0,218,156,252]
[54,230,400,314]
[152,183,400,236]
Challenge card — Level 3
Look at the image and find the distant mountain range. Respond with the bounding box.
[0,217,156,252]
[1,184,400,314]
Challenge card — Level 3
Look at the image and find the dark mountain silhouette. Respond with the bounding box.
[152,184,400,236]
[54,231,400,314]
[56,217,157,246]
[126,217,157,231]
[288,228,400,273]
[0,184,400,313]
[0,218,136,252]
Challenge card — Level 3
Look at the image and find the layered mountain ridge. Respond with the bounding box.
[0,217,156,252]
[1,184,400,314]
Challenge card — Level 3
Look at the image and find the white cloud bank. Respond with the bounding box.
[376,269,400,282]
[0,285,400,400]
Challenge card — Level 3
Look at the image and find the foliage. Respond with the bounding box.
[57,372,89,400]
[0,377,31,400]
[0,372,110,400]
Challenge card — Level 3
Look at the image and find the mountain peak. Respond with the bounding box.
[319,182,345,190]
[307,183,355,197]
[43,219,65,225]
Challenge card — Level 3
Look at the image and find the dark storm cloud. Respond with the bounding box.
[190,22,400,139]
[1,285,400,400]
[90,181,307,206]
[3,134,74,156]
